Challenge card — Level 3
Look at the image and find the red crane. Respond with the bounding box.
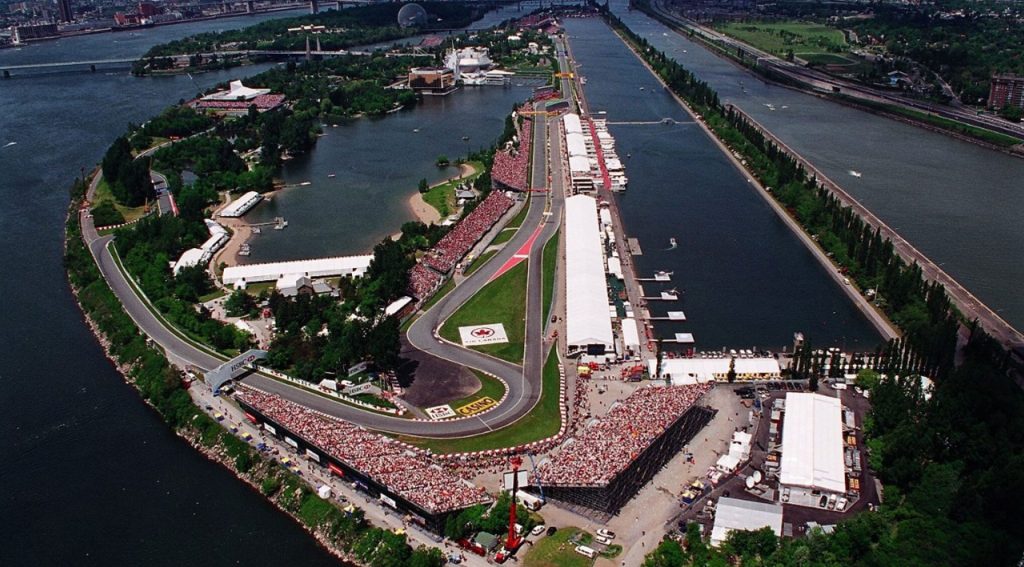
[506,455,523,551]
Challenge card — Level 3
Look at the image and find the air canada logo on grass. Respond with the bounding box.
[459,323,509,346]
[471,327,496,339]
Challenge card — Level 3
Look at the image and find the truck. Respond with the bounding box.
[515,490,543,511]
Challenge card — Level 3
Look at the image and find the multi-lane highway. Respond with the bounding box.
[80,53,576,438]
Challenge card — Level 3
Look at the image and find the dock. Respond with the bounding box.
[661,333,695,344]
[650,311,687,321]
[637,271,672,282]
[644,291,680,301]
[627,237,643,255]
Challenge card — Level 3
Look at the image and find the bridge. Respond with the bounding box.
[1,48,433,77]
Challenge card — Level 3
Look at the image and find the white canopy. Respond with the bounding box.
[565,195,613,353]
[566,132,588,157]
[202,80,271,102]
[621,317,641,349]
[780,393,846,493]
[710,497,783,547]
[562,113,583,135]
[223,255,373,287]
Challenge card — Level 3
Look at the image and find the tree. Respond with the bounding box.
[435,154,450,167]
[727,356,737,383]
[418,178,429,193]
[225,289,257,317]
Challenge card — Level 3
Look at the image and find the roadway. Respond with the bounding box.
[80,70,571,438]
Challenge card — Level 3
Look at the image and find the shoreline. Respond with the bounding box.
[63,203,359,566]
[407,162,479,225]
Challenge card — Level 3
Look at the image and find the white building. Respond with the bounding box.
[565,195,614,355]
[201,80,270,102]
[222,255,374,289]
[218,191,263,218]
[649,357,782,385]
[710,497,783,547]
[173,219,229,275]
[780,393,846,498]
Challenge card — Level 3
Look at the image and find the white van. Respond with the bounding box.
[575,545,597,559]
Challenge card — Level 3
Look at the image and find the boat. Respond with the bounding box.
[849,170,862,178]
[327,173,336,178]
[666,237,678,250]
[462,136,470,141]
[413,128,420,133]
[640,86,645,91]
[300,181,312,186]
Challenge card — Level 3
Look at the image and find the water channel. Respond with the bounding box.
[606,0,1024,334]
[564,17,881,351]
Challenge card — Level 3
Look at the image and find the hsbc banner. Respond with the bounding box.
[459,323,509,346]
[426,405,457,420]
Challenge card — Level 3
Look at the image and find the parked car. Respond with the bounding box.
[546,527,558,536]
[836,497,848,512]
[596,529,616,539]
[595,535,613,546]
[531,525,546,537]
[819,495,829,508]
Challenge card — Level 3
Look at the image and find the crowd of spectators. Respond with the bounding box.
[408,263,442,300]
[491,119,533,192]
[192,94,286,112]
[421,190,514,275]
[236,387,492,515]
[538,384,712,487]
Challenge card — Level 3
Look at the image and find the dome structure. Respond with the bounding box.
[397,3,427,28]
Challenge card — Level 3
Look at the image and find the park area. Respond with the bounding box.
[715,21,854,65]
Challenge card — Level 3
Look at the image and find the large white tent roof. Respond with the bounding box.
[649,357,781,384]
[223,255,374,287]
[565,195,613,351]
[780,393,846,493]
[710,497,783,547]
[569,155,591,174]
[566,132,588,158]
[562,113,583,135]
[218,191,263,218]
[621,317,641,349]
[202,80,271,102]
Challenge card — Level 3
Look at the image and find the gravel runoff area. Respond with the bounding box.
[394,337,482,408]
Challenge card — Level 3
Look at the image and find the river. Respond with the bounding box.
[0,5,523,564]
[606,0,1024,334]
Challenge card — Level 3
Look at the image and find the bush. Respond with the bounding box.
[91,201,126,227]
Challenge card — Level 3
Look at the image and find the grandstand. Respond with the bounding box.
[532,384,716,513]
[236,387,492,533]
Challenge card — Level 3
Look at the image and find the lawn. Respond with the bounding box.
[400,346,562,454]
[541,230,559,323]
[465,249,498,276]
[445,370,508,410]
[491,227,517,245]
[439,261,527,364]
[420,160,485,218]
[716,21,847,59]
[524,527,594,567]
[505,195,531,229]
[93,177,148,223]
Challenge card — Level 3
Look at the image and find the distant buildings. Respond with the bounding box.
[10,22,58,43]
[57,0,72,23]
[988,74,1024,110]
[407,67,456,95]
